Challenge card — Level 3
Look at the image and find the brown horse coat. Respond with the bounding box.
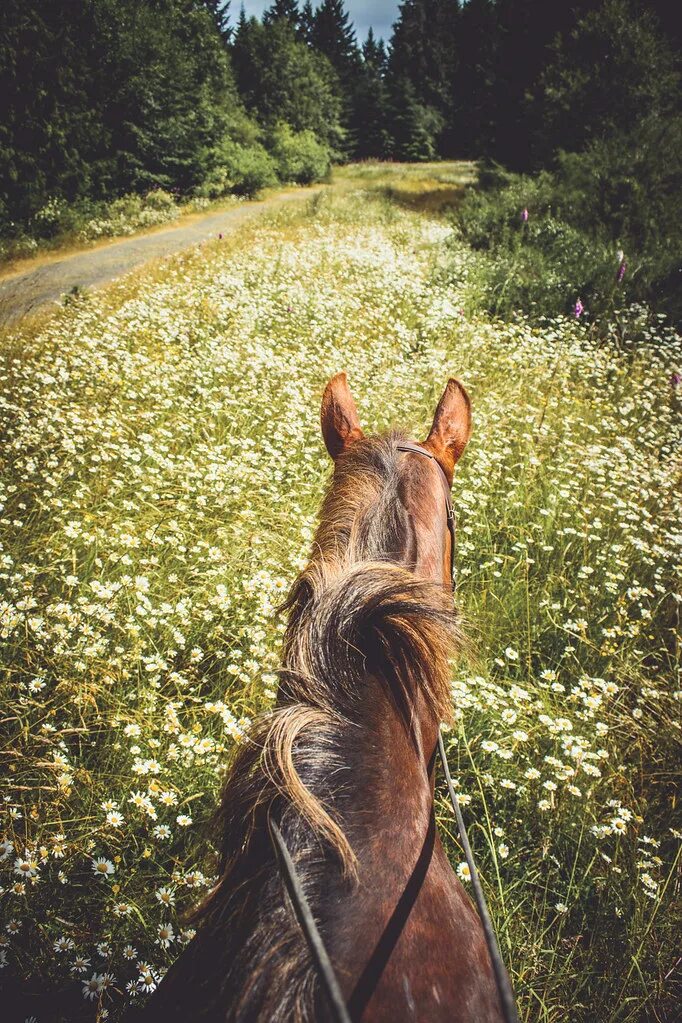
[137,374,503,1023]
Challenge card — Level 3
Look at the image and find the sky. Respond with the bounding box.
[237,2,399,43]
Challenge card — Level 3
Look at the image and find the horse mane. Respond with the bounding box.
[145,433,463,1023]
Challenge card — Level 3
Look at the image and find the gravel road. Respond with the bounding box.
[0,186,322,326]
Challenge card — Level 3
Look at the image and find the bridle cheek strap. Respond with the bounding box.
[396,441,456,592]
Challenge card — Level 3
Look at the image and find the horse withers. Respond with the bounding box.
[138,374,504,1023]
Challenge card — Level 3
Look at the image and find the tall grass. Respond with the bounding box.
[0,165,680,1021]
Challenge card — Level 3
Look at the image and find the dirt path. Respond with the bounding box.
[0,186,324,327]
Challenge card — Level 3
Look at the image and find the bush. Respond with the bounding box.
[455,167,618,320]
[199,139,278,198]
[31,197,77,239]
[78,191,180,241]
[456,128,682,327]
[268,124,330,185]
[142,189,176,213]
[553,125,682,324]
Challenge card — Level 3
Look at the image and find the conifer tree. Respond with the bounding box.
[203,0,232,39]
[231,14,344,149]
[263,0,300,31]
[299,0,315,44]
[354,28,390,158]
[450,0,499,156]
[386,0,460,156]
[308,0,360,155]
[311,0,360,83]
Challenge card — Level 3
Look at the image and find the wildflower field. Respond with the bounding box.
[1,164,681,1022]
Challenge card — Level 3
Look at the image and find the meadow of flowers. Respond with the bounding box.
[1,165,680,1022]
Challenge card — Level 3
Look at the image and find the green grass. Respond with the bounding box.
[0,164,680,1021]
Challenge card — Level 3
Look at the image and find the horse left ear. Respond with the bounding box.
[423,378,472,485]
[321,372,365,460]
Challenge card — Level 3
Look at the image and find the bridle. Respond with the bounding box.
[396,441,457,591]
[270,442,519,1023]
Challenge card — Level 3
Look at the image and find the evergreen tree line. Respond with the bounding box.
[1,0,680,276]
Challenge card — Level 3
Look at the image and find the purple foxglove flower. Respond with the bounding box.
[574,298,584,318]
[521,208,529,222]
[617,259,627,282]
[671,371,681,389]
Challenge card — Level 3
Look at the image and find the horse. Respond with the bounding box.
[137,373,504,1023]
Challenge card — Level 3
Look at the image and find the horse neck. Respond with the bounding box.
[346,671,440,835]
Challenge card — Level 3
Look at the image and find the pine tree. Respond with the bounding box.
[533,0,680,165]
[485,0,594,168]
[386,0,460,156]
[308,0,361,155]
[203,0,232,39]
[263,0,300,31]
[231,14,344,150]
[450,0,499,156]
[354,27,390,157]
[299,0,315,44]
[311,0,360,83]
[0,0,242,220]
[362,27,387,74]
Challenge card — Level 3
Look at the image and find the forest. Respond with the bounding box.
[1,0,681,319]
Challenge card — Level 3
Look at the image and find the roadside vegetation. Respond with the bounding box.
[4,1,680,321]
[1,164,680,1021]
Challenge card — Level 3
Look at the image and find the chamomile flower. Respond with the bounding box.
[156,923,175,948]
[82,973,105,1001]
[91,858,115,878]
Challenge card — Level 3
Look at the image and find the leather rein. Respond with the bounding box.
[269,442,519,1023]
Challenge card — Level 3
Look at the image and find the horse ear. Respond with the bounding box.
[423,378,472,485]
[321,372,364,460]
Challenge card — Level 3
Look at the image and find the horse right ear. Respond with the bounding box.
[321,372,364,460]
[423,378,472,485]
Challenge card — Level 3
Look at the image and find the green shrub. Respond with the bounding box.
[199,139,278,198]
[460,102,682,326]
[455,168,617,320]
[553,125,682,324]
[31,197,76,239]
[268,124,330,185]
[143,189,176,213]
[78,191,180,241]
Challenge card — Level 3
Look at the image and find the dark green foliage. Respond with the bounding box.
[386,0,460,156]
[310,0,360,84]
[0,0,335,238]
[94,0,240,194]
[0,2,104,224]
[203,0,232,38]
[353,30,392,159]
[232,17,344,153]
[308,0,361,155]
[456,99,682,325]
[450,0,500,156]
[0,0,247,220]
[299,0,316,43]
[450,0,682,324]
[456,166,617,320]
[263,0,300,30]
[389,81,444,161]
[531,0,679,167]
